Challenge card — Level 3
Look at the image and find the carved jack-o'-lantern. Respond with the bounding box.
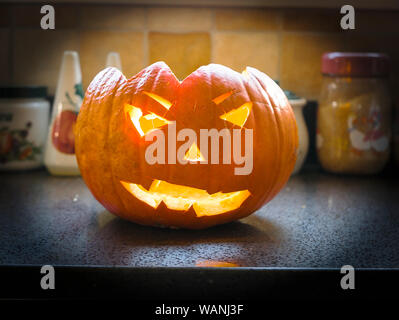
[75,62,297,229]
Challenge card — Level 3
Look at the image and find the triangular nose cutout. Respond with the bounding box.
[184,143,205,162]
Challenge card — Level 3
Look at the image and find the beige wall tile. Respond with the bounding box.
[282,9,342,32]
[354,10,399,33]
[344,34,399,57]
[80,5,145,29]
[80,31,144,89]
[344,34,399,101]
[213,32,279,79]
[0,29,10,84]
[13,29,79,95]
[215,8,281,31]
[280,33,346,100]
[0,5,11,27]
[149,32,211,80]
[148,7,212,31]
[9,4,399,104]
[13,4,78,28]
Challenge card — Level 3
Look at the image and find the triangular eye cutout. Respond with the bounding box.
[125,104,170,136]
[184,143,205,162]
[141,113,171,134]
[212,91,233,105]
[143,91,172,110]
[220,102,252,128]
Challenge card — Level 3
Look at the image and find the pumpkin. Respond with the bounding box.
[75,62,297,229]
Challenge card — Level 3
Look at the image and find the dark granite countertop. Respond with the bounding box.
[1,168,398,268]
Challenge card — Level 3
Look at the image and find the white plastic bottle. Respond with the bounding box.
[106,52,122,71]
[44,51,83,176]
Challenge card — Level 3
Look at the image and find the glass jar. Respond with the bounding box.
[317,52,391,174]
[0,86,50,170]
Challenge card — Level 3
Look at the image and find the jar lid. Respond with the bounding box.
[321,52,390,77]
[0,86,48,98]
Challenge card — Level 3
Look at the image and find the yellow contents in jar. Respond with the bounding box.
[317,84,391,174]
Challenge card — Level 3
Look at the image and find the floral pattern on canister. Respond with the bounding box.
[0,122,42,163]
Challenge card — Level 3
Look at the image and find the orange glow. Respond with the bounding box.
[196,260,239,267]
[125,104,170,136]
[220,102,252,128]
[212,91,233,105]
[120,179,251,217]
[143,91,173,110]
[184,143,205,162]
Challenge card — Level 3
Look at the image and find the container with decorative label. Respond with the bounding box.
[106,52,122,71]
[44,51,83,176]
[284,90,308,174]
[317,52,391,174]
[0,86,49,171]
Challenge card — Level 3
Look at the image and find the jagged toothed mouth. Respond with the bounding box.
[120,179,250,217]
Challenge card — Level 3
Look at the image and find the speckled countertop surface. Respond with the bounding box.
[0,168,398,268]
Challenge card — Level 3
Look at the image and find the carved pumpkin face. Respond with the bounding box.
[75,62,297,229]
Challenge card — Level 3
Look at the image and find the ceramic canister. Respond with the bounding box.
[290,97,309,174]
[0,86,50,170]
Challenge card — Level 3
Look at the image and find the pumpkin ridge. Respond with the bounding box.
[246,68,297,200]
[247,68,282,206]
[105,75,132,216]
[85,68,127,215]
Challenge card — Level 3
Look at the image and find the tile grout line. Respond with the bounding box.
[76,5,82,64]
[277,10,283,83]
[143,6,149,67]
[9,5,15,85]
[210,8,216,63]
